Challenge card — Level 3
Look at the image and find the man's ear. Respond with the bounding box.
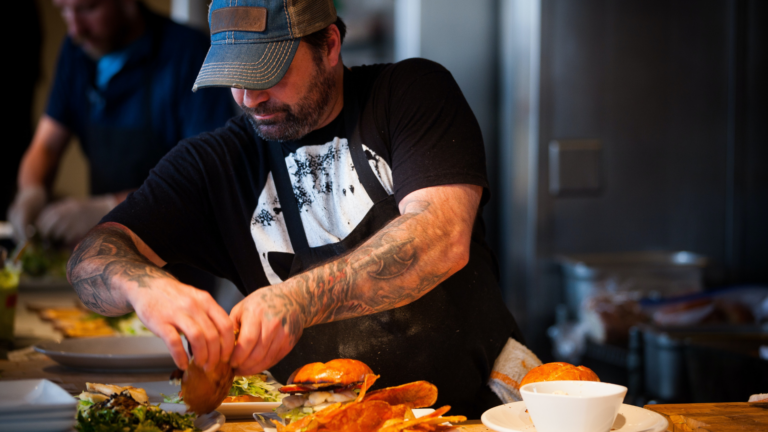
[326,24,342,68]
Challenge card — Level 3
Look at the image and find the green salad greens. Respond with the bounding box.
[76,391,199,432]
[229,374,284,402]
[19,238,69,278]
[160,392,183,404]
[86,312,152,336]
[279,406,315,423]
[162,374,285,404]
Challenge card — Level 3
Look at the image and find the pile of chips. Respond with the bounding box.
[274,374,465,432]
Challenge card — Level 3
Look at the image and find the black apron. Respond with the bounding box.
[265,71,523,419]
[83,23,168,196]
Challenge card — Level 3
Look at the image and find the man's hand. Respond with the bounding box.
[36,195,118,245]
[7,186,47,242]
[67,223,235,372]
[229,284,305,375]
[125,277,235,372]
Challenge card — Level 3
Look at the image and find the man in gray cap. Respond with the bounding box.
[67,0,523,417]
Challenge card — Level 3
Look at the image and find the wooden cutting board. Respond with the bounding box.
[645,402,768,431]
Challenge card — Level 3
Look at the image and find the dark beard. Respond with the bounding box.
[242,60,337,142]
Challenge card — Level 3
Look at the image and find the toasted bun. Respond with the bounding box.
[520,362,600,387]
[287,359,374,387]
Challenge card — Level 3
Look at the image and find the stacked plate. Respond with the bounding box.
[0,379,77,432]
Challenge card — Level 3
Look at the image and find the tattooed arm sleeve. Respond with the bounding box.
[261,184,482,330]
[66,222,175,316]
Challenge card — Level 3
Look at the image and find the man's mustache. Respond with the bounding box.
[240,103,289,118]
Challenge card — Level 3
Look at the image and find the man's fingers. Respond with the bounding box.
[230,313,261,368]
[155,325,189,370]
[207,305,235,364]
[176,315,209,369]
[236,329,288,376]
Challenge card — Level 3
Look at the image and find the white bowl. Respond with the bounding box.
[520,381,627,432]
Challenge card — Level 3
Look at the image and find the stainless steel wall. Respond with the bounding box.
[501,0,768,355]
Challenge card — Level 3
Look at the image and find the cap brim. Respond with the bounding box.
[193,38,300,91]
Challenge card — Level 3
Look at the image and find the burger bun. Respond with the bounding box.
[520,362,599,387]
[287,359,374,388]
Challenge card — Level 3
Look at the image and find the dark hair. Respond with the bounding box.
[302,16,346,60]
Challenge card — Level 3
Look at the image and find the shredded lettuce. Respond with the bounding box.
[161,392,183,404]
[76,400,94,416]
[278,406,315,423]
[229,374,285,402]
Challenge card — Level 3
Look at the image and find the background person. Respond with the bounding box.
[8,0,235,246]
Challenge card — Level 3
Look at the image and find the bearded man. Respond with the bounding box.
[67,0,523,418]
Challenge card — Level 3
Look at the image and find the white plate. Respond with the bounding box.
[481,402,668,432]
[1,417,75,432]
[0,409,79,422]
[127,380,283,419]
[34,336,176,372]
[0,379,77,414]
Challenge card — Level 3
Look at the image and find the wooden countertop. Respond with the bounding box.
[645,402,768,432]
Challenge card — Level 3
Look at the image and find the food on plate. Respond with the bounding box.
[84,382,149,404]
[520,362,600,387]
[272,369,463,432]
[166,373,285,404]
[76,382,199,432]
[227,373,284,402]
[275,359,375,422]
[182,358,235,414]
[32,306,151,338]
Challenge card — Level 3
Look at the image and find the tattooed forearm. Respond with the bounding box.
[263,189,479,336]
[67,224,174,316]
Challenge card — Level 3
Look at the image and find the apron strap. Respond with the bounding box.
[266,141,311,252]
[343,69,390,205]
[263,68,394,254]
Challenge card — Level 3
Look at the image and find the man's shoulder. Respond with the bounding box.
[351,59,455,101]
[351,58,449,82]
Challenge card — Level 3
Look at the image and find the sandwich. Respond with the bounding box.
[275,359,375,422]
[520,362,600,387]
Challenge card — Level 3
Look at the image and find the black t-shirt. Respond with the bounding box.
[105,58,490,294]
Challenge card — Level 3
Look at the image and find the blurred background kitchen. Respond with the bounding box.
[1,0,766,406]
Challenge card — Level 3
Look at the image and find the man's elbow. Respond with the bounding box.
[444,233,471,272]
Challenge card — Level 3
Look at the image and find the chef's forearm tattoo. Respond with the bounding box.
[258,198,466,341]
[67,224,174,316]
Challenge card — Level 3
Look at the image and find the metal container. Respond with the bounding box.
[639,325,767,403]
[557,251,708,318]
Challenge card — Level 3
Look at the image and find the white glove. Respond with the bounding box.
[36,195,118,245]
[7,186,47,242]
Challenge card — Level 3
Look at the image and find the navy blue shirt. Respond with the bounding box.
[46,9,234,179]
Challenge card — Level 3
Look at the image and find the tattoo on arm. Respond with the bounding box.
[67,225,174,316]
[258,199,462,343]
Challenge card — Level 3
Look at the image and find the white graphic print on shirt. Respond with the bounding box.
[250,138,394,285]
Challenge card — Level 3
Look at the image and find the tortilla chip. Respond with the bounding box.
[278,403,344,432]
[322,400,394,432]
[362,381,438,409]
[355,374,380,402]
[377,406,463,432]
